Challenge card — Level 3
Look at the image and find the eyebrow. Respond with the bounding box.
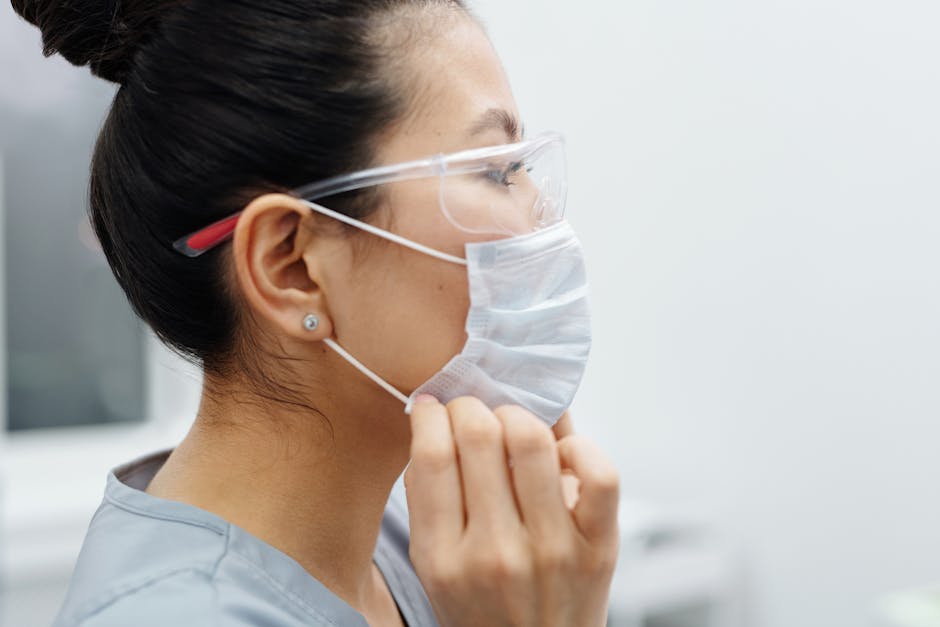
[468,108,525,141]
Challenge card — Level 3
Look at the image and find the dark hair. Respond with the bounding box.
[11,0,466,379]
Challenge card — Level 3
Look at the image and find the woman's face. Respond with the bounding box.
[310,12,524,405]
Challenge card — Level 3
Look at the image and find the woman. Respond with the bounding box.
[13,1,620,625]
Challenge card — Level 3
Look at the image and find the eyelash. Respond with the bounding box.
[485,161,530,187]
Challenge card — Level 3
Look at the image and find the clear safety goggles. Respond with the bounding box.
[172,132,567,259]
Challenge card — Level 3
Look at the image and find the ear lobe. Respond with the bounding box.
[231,193,334,342]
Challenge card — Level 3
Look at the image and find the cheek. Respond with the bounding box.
[390,255,470,390]
[339,241,470,393]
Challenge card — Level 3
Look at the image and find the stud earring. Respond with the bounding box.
[302,313,319,331]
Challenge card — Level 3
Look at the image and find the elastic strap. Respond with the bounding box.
[322,338,411,408]
[300,199,468,266]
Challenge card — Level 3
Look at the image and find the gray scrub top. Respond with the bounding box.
[54,450,439,627]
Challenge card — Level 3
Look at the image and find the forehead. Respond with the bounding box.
[379,13,521,162]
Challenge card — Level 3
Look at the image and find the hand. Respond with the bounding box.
[404,396,620,627]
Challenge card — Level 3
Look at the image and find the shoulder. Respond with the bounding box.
[59,569,221,627]
[56,515,322,627]
[54,496,231,627]
[60,566,314,627]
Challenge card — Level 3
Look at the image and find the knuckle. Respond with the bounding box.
[589,467,621,498]
[412,442,455,473]
[583,542,620,578]
[470,545,531,581]
[566,435,620,496]
[447,395,487,415]
[493,403,533,420]
[502,413,554,455]
[564,432,590,450]
[457,416,502,448]
[596,546,619,575]
[413,550,458,589]
[494,404,540,426]
[514,429,553,457]
[534,544,576,573]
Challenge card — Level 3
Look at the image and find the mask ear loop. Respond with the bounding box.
[298,198,467,266]
[322,338,412,409]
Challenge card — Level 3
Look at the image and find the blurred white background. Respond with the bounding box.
[2,0,939,626]
[477,0,940,625]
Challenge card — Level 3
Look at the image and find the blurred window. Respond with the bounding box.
[1,16,145,432]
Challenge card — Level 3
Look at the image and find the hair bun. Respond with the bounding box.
[11,0,173,84]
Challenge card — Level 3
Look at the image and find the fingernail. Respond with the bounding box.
[414,394,437,404]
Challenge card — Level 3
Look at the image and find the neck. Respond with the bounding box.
[146,369,410,608]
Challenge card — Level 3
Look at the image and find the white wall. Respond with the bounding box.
[472,1,940,626]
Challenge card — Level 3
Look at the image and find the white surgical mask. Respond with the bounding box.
[316,205,592,427]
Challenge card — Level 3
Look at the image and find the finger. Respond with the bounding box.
[406,395,464,545]
[552,410,575,440]
[556,435,620,542]
[493,405,570,536]
[448,396,521,530]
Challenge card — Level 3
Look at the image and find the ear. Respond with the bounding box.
[231,193,333,342]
